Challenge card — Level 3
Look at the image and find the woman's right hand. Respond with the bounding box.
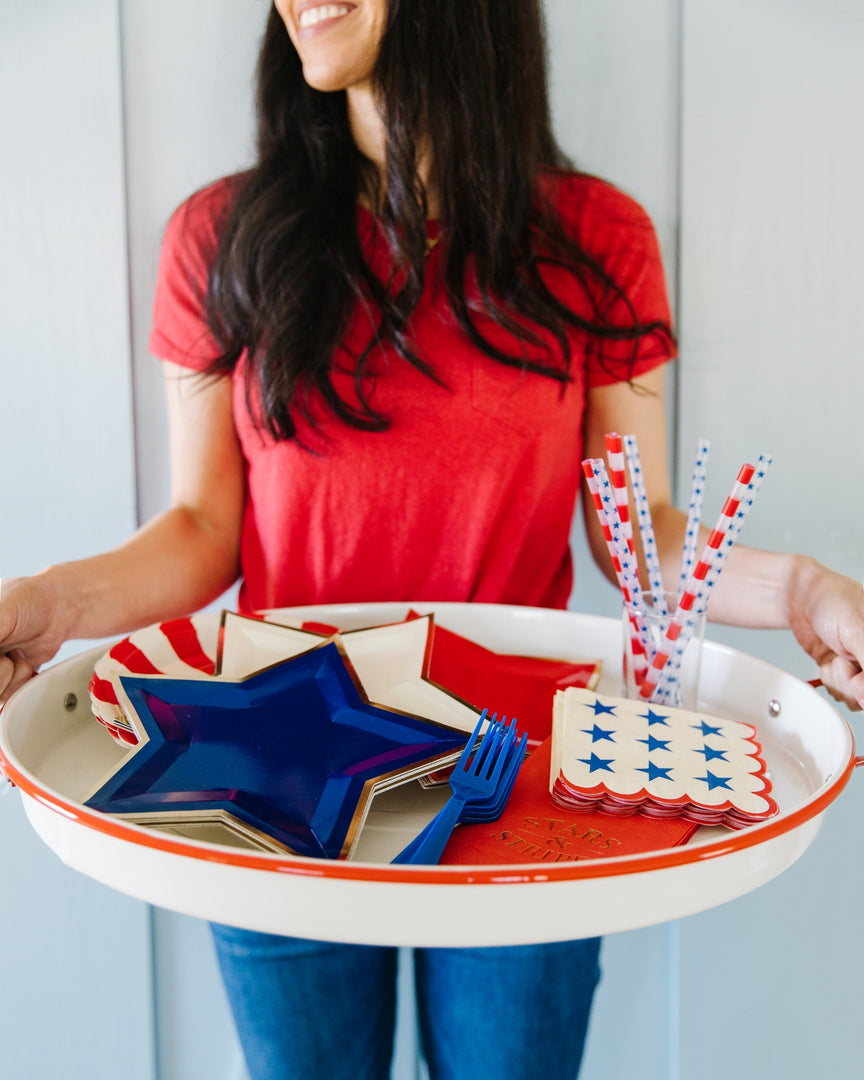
[0,367,244,705]
[0,573,67,702]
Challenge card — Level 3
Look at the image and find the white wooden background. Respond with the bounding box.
[1,2,862,1077]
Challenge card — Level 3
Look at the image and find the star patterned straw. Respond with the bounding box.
[581,436,771,706]
[589,457,644,609]
[683,453,773,616]
[640,462,758,702]
[599,434,652,674]
[725,453,772,546]
[678,438,710,601]
[623,433,667,614]
[656,454,773,703]
[585,457,649,628]
[581,458,650,679]
[581,459,623,580]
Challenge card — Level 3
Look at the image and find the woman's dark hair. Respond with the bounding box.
[205,0,673,440]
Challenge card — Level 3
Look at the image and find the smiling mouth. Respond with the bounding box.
[298,4,355,29]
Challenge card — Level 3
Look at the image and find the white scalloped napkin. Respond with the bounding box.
[550,687,777,829]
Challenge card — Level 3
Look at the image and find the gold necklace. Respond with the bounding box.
[424,235,440,257]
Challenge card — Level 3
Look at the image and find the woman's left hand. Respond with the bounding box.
[787,557,864,711]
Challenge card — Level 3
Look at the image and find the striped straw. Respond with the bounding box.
[604,432,634,556]
[655,455,773,702]
[581,458,623,580]
[581,458,650,679]
[653,606,704,706]
[639,462,757,702]
[678,438,710,601]
[623,433,667,614]
[588,458,645,609]
[686,452,773,615]
[582,459,645,612]
[592,457,657,678]
[725,453,772,547]
[656,453,773,704]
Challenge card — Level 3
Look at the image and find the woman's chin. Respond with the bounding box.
[301,61,373,95]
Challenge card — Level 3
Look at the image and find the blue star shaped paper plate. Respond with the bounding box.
[84,636,473,859]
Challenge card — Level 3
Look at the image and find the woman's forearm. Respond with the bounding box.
[2,505,240,668]
[0,366,245,701]
[54,507,239,635]
[651,502,806,629]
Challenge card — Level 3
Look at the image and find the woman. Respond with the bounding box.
[2,3,863,1077]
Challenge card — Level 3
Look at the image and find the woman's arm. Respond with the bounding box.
[582,367,864,708]
[0,363,244,699]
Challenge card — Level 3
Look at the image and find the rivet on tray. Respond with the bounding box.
[63,693,78,712]
[767,699,782,718]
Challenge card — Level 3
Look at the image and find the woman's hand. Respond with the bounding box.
[583,375,864,712]
[787,557,864,711]
[0,648,37,702]
[0,574,68,702]
[0,368,243,705]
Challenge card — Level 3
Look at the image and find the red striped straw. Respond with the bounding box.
[581,458,650,678]
[690,453,772,610]
[582,459,643,604]
[604,432,634,556]
[606,430,660,678]
[639,463,756,701]
[656,453,772,702]
[582,458,623,579]
[724,453,772,546]
[623,433,667,615]
[586,458,645,608]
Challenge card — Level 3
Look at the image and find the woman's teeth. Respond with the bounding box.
[299,5,353,29]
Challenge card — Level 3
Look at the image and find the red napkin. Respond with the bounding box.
[303,612,601,746]
[418,615,600,745]
[439,738,698,867]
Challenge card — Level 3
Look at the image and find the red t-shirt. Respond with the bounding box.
[149,172,673,612]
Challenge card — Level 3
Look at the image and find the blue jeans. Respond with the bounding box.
[210,925,601,1080]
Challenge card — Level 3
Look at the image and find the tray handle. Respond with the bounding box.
[808,678,864,769]
[0,756,15,792]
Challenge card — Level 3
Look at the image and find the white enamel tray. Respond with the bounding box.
[1,603,859,947]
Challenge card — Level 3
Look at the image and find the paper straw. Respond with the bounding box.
[724,453,772,546]
[604,432,634,555]
[581,459,624,581]
[587,458,645,609]
[591,457,657,678]
[639,462,757,701]
[655,453,773,703]
[645,462,756,701]
[678,438,710,601]
[581,458,650,679]
[623,433,667,614]
[692,454,771,603]
[653,607,704,706]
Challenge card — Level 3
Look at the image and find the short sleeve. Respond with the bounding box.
[551,174,676,388]
[148,179,235,371]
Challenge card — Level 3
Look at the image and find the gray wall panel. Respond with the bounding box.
[0,2,152,1077]
[677,3,864,1076]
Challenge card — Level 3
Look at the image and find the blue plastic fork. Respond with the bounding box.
[391,712,526,865]
[391,726,526,863]
[437,714,526,823]
[461,724,526,821]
